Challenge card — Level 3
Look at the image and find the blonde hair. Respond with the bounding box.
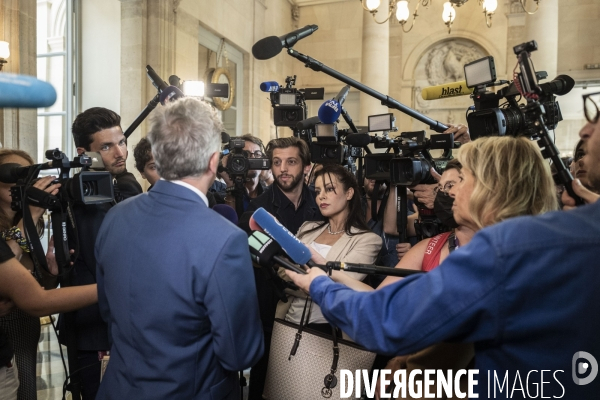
[458,136,558,229]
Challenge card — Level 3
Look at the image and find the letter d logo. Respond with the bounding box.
[572,351,598,385]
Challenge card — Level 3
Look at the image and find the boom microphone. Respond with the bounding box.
[333,85,351,106]
[260,81,280,92]
[146,65,168,93]
[345,133,374,147]
[0,73,57,108]
[296,116,321,131]
[250,208,312,265]
[159,86,184,105]
[252,25,319,60]
[318,99,341,124]
[421,81,473,100]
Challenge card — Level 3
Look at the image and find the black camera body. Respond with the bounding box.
[224,139,271,179]
[271,76,307,127]
[9,149,114,213]
[465,41,574,140]
[364,131,458,185]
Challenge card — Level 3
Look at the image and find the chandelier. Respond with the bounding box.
[360,0,540,33]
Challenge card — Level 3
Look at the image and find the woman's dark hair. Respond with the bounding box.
[444,159,462,173]
[298,163,371,238]
[0,149,44,235]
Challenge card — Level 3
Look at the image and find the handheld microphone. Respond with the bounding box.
[146,65,169,93]
[333,85,350,106]
[250,208,312,265]
[213,204,238,225]
[252,25,319,60]
[260,81,280,92]
[318,99,341,124]
[421,81,473,100]
[0,73,57,108]
[296,116,321,131]
[0,163,32,184]
[159,86,184,105]
[325,261,424,277]
[249,231,307,275]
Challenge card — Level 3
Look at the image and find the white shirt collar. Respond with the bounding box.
[165,178,209,207]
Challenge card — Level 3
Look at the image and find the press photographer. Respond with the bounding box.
[59,107,142,400]
[219,134,270,215]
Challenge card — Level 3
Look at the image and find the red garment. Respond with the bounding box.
[421,231,453,272]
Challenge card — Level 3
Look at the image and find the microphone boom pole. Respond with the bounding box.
[286,48,449,133]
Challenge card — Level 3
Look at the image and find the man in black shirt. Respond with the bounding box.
[59,107,142,400]
[239,137,323,399]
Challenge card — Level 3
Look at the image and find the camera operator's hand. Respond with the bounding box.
[219,154,234,187]
[444,123,470,144]
[410,168,442,209]
[561,179,600,210]
[285,265,327,294]
[0,297,14,317]
[46,235,75,276]
[29,176,61,221]
[396,242,412,261]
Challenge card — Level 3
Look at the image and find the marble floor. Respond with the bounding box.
[35,320,251,399]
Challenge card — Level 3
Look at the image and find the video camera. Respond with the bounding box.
[269,76,308,128]
[221,138,271,180]
[5,149,114,212]
[363,113,460,185]
[464,42,574,140]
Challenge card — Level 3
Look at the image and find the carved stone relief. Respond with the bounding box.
[412,38,488,130]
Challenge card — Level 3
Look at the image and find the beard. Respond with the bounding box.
[106,161,126,176]
[589,168,600,192]
[275,172,304,193]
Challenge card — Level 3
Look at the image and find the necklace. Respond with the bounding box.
[327,224,344,235]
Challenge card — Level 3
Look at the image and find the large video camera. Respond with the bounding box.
[7,149,114,212]
[363,114,459,185]
[222,138,271,180]
[464,42,574,140]
[0,149,114,275]
[270,75,308,128]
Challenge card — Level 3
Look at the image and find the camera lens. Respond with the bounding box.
[81,181,97,197]
[285,110,298,121]
[230,156,247,173]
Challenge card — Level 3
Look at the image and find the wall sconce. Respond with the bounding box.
[0,41,10,71]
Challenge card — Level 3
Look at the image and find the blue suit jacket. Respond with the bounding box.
[95,180,264,399]
[311,202,600,399]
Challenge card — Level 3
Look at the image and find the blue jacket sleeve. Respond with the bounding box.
[310,229,504,356]
[204,229,265,371]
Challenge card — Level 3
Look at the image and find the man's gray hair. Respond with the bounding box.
[147,97,223,180]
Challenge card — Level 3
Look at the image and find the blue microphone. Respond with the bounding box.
[159,85,184,105]
[260,81,280,92]
[250,208,312,265]
[0,73,57,108]
[318,99,341,124]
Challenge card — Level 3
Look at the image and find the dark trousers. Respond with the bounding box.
[77,351,101,400]
[248,330,271,400]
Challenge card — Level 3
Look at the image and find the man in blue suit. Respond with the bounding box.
[95,97,264,399]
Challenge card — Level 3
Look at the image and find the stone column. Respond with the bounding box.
[0,0,37,156]
[525,0,558,80]
[359,0,390,125]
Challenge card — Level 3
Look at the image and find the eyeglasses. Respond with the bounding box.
[243,150,265,159]
[583,91,600,125]
[433,181,456,196]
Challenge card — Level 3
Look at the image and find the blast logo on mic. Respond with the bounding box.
[440,84,465,98]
